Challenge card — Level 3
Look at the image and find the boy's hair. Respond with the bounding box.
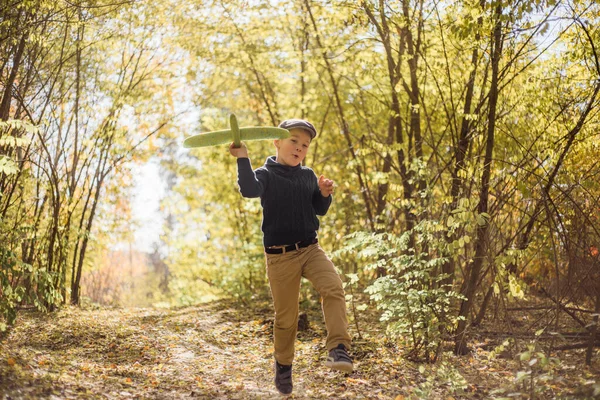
[278,119,317,140]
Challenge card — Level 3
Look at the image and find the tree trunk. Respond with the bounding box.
[454,3,503,355]
[586,289,600,365]
[0,34,27,121]
[71,170,106,306]
[442,0,485,289]
[306,0,375,231]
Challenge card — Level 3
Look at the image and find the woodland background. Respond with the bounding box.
[1,0,600,397]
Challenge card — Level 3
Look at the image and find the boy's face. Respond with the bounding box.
[274,128,312,167]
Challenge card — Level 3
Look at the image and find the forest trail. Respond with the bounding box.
[1,299,598,399]
[0,299,398,399]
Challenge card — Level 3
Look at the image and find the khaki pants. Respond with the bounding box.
[265,243,351,365]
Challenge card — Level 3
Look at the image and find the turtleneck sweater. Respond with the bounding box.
[236,156,332,247]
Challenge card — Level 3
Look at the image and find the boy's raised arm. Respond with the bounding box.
[230,142,265,198]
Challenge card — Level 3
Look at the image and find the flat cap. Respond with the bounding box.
[278,119,317,139]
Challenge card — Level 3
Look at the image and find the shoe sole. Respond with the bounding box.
[325,360,354,373]
[276,388,293,397]
[275,384,292,397]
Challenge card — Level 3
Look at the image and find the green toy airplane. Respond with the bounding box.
[183,114,290,148]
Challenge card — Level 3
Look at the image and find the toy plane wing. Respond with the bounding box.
[183,114,289,148]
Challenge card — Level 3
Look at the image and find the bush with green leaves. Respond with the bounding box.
[1,119,62,330]
[0,246,61,331]
[490,340,563,399]
[340,219,465,362]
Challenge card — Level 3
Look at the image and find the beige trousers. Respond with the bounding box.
[265,243,351,365]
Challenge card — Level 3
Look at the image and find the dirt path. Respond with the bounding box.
[1,299,598,399]
[0,300,390,399]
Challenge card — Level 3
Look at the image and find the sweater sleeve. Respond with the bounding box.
[312,174,332,216]
[237,158,266,198]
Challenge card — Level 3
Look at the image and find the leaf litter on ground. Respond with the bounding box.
[0,298,598,399]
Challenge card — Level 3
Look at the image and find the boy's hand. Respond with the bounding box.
[229,142,249,158]
[318,175,335,197]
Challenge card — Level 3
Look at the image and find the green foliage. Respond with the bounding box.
[0,156,19,176]
[1,0,599,377]
[0,0,182,313]
[414,361,469,398]
[495,261,528,301]
[339,219,465,362]
[491,341,563,399]
[0,247,61,331]
[487,338,514,361]
[0,119,36,176]
[162,143,270,305]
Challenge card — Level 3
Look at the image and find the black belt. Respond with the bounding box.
[265,239,318,254]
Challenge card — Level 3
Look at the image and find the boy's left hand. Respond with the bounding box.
[318,175,335,197]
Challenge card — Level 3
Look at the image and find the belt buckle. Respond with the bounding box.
[284,243,299,254]
[270,242,302,254]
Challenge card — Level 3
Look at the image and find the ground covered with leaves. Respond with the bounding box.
[1,298,598,399]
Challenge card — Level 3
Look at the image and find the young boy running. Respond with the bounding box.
[229,119,353,395]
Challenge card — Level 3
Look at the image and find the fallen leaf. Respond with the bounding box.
[347,378,369,385]
[7,358,15,366]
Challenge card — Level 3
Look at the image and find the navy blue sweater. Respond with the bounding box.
[236,156,332,247]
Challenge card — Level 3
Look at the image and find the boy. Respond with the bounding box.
[229,119,353,396]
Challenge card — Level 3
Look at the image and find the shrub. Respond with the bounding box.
[0,247,61,331]
[340,219,465,361]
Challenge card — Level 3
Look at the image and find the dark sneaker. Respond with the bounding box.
[274,360,293,395]
[325,344,353,372]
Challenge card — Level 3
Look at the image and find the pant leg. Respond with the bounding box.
[265,251,302,365]
[301,244,351,351]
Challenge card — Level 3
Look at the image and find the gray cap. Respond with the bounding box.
[278,119,317,139]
